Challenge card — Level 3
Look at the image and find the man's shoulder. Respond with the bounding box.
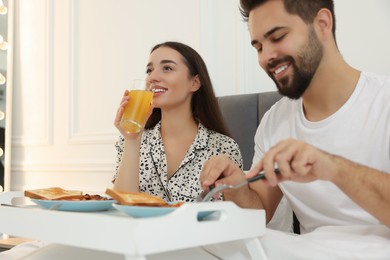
[358,71,390,103]
[263,96,297,120]
[361,71,390,88]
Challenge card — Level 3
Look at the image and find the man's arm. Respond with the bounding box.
[331,157,390,227]
[201,154,284,223]
[257,138,390,228]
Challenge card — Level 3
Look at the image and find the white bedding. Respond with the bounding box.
[1,225,389,260]
[259,225,390,260]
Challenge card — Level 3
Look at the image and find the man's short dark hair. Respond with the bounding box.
[239,0,336,40]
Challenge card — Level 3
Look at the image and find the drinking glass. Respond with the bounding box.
[120,79,153,133]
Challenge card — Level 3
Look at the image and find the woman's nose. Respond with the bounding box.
[146,72,162,90]
[147,69,160,83]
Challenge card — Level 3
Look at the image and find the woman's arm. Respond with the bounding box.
[113,136,142,192]
[112,90,151,192]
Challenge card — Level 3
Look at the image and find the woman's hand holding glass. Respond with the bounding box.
[114,79,154,139]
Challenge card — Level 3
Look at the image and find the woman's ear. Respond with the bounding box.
[190,75,201,92]
[314,8,333,41]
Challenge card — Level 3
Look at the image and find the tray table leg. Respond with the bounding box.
[124,254,147,260]
[244,238,268,260]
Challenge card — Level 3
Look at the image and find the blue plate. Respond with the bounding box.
[112,203,176,218]
[31,199,116,212]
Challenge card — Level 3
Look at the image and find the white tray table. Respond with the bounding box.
[0,191,268,259]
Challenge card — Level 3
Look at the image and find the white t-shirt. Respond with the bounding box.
[254,71,390,233]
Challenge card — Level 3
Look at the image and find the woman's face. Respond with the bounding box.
[146,46,200,110]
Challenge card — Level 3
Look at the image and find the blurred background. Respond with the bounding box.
[2,0,390,192]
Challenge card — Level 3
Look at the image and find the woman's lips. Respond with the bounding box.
[151,87,167,96]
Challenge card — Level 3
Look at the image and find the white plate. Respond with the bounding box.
[112,203,177,218]
[31,199,116,212]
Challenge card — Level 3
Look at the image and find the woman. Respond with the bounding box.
[113,41,242,202]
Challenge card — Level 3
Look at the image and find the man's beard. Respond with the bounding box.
[268,27,324,99]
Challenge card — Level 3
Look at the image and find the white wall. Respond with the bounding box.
[9,0,390,192]
[335,0,390,76]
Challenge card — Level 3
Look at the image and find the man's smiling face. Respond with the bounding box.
[249,0,324,99]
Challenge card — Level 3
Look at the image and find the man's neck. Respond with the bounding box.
[301,54,360,122]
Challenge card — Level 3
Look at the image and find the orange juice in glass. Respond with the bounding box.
[120,79,153,133]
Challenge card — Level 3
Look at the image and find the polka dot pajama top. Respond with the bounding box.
[114,122,243,202]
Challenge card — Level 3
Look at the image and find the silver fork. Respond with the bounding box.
[197,168,280,202]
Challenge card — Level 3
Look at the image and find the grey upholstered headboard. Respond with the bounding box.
[217,91,282,170]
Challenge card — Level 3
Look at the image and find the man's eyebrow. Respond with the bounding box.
[251,26,286,46]
[146,59,177,67]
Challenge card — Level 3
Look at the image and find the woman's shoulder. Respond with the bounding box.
[209,130,237,143]
[201,125,243,167]
[202,125,239,148]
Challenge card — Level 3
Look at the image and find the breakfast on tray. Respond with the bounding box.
[106,188,183,207]
[22,187,183,213]
[24,187,111,201]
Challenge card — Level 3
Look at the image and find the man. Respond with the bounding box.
[201,0,390,258]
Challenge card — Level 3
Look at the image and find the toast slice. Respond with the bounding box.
[105,188,169,207]
[24,187,84,200]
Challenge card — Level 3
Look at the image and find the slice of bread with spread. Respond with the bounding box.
[105,188,170,207]
[24,187,84,200]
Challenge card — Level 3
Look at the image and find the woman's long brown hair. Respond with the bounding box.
[144,41,231,137]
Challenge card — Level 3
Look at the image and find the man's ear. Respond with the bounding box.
[314,8,333,40]
[190,75,201,92]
